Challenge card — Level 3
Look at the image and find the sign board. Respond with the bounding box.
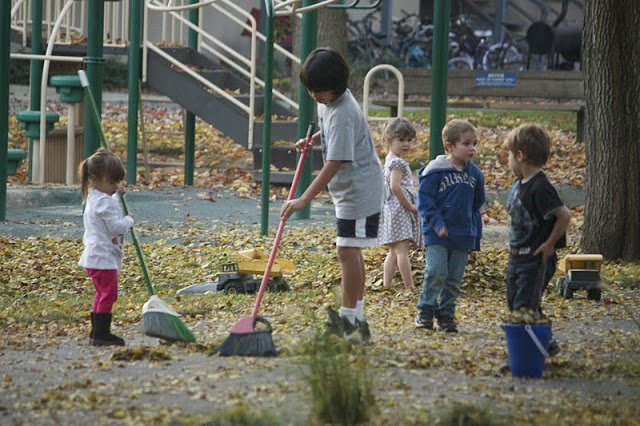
[474,71,517,88]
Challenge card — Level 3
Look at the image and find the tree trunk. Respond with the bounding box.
[316,7,348,59]
[581,0,640,260]
[291,8,348,105]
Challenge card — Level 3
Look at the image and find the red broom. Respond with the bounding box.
[217,123,316,356]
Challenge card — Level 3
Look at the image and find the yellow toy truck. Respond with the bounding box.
[177,248,295,295]
[556,254,603,301]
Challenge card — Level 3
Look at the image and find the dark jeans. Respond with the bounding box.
[506,253,557,312]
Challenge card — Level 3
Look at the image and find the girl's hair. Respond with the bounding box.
[78,148,125,201]
[382,117,416,143]
[299,47,349,96]
[503,123,551,167]
[442,119,476,145]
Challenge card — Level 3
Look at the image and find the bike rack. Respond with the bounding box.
[362,64,404,122]
[327,0,382,9]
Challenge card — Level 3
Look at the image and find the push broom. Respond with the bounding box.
[217,122,316,356]
[78,70,196,343]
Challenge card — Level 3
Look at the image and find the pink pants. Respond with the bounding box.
[86,268,118,313]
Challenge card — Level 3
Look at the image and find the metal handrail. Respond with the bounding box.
[143,0,300,149]
[362,64,404,122]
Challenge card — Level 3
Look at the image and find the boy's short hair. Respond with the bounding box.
[299,48,349,96]
[442,119,476,145]
[503,123,551,167]
[383,117,416,143]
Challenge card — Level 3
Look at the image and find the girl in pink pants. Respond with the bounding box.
[78,149,134,346]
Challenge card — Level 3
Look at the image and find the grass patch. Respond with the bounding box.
[191,404,280,426]
[435,402,510,426]
[304,332,375,425]
[367,108,576,132]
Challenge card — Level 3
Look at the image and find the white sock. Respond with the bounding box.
[355,299,365,321]
[339,306,357,325]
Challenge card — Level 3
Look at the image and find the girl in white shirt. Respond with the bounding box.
[78,149,134,346]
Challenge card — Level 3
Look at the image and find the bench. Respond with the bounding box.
[370,69,585,142]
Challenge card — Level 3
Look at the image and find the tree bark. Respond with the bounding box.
[316,7,348,59]
[581,0,640,260]
[291,7,348,106]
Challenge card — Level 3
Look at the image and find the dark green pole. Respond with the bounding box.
[84,0,105,158]
[1,0,10,220]
[260,0,275,235]
[127,0,141,184]
[184,0,198,186]
[293,0,316,220]
[429,0,450,160]
[28,0,43,181]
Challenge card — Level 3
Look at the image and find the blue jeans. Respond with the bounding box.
[505,253,557,312]
[416,245,469,319]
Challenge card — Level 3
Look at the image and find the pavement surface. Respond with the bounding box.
[1,185,337,243]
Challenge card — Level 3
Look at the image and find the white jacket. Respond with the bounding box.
[78,189,134,271]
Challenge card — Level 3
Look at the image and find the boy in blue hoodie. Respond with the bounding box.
[415,119,485,332]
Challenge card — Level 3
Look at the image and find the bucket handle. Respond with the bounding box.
[524,325,549,358]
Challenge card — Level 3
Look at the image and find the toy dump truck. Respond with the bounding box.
[556,254,603,301]
[177,248,294,295]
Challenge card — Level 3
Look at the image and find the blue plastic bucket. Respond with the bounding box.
[503,323,551,378]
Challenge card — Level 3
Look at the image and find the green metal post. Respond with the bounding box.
[293,0,316,220]
[84,0,105,158]
[429,0,450,160]
[1,0,10,220]
[127,0,141,184]
[184,0,199,186]
[260,0,275,235]
[28,0,43,181]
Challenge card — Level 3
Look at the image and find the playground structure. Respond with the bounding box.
[2,0,388,226]
[1,0,582,223]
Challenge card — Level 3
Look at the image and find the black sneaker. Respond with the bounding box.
[439,322,458,333]
[324,307,342,337]
[342,318,363,344]
[324,308,363,344]
[414,314,433,329]
[547,339,561,356]
[358,319,371,343]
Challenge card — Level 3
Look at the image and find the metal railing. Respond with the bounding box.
[362,64,404,122]
[143,0,301,149]
[9,0,300,159]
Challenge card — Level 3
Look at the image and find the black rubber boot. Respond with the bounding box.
[89,312,95,343]
[90,313,125,346]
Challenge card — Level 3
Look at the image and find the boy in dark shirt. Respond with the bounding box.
[504,123,571,355]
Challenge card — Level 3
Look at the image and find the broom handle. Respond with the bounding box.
[250,123,315,319]
[78,71,156,297]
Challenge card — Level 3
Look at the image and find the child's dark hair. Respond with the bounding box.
[503,123,551,167]
[442,119,476,145]
[382,117,416,144]
[299,47,349,96]
[78,148,126,201]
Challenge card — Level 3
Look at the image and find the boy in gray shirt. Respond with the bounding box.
[281,48,383,343]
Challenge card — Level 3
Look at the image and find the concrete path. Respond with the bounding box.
[1,185,336,243]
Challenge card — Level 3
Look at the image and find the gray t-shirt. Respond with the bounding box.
[318,89,383,219]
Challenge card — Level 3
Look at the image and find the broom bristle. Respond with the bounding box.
[217,329,277,357]
[143,311,196,342]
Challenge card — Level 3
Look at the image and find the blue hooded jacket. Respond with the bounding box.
[417,155,485,250]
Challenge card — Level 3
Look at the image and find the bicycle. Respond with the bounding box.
[448,16,525,71]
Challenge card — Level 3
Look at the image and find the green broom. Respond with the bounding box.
[78,70,196,343]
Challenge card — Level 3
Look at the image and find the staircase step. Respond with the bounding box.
[252,170,319,184]
[252,146,323,171]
